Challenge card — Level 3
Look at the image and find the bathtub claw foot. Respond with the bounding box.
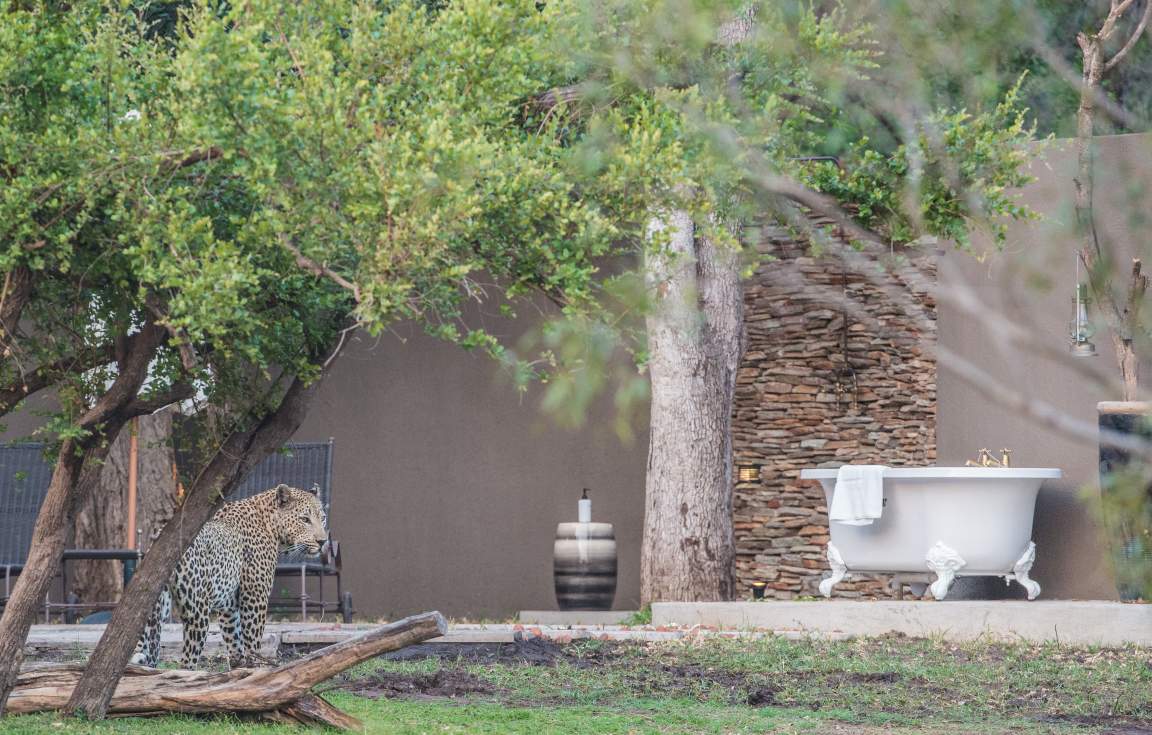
[926,542,966,600]
[819,543,847,597]
[1005,541,1041,600]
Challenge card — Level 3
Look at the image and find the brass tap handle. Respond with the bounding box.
[966,448,996,467]
[1000,448,1013,468]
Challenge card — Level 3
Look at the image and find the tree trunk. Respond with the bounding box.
[1115,334,1141,401]
[68,409,180,609]
[1073,35,1103,262]
[135,408,181,550]
[10,612,447,731]
[67,373,325,719]
[641,211,744,604]
[69,435,130,610]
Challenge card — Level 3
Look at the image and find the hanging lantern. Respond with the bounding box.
[1070,281,1097,357]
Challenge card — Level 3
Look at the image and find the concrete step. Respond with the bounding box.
[518,610,639,625]
[651,600,1152,646]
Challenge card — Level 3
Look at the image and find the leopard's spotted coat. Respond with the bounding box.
[134,484,328,668]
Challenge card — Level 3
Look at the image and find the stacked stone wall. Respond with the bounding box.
[732,230,937,599]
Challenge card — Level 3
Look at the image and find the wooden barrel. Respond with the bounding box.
[554,522,617,611]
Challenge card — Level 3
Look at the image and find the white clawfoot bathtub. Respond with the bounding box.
[799,467,1062,600]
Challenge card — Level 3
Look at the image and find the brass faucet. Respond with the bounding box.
[965,448,1013,467]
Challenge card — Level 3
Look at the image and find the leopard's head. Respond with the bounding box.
[270,484,328,557]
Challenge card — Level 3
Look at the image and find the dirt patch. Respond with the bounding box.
[745,684,780,706]
[843,671,901,684]
[340,668,495,700]
[379,634,623,668]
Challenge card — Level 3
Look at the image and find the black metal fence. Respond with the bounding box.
[0,444,55,567]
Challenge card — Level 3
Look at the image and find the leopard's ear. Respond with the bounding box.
[308,483,320,496]
[276,484,292,507]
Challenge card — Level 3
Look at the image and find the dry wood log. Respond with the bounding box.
[8,611,447,731]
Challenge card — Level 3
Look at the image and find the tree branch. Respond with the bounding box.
[1124,257,1149,326]
[0,343,117,414]
[1099,0,1140,42]
[143,294,198,371]
[159,147,226,174]
[123,382,195,418]
[76,322,167,429]
[0,266,32,354]
[278,235,361,302]
[1104,0,1152,71]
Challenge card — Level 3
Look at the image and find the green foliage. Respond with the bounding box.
[518,0,1037,430]
[0,0,667,443]
[1,0,1040,448]
[621,604,652,625]
[583,1,1035,243]
[801,82,1039,248]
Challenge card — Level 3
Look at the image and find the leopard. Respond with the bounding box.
[134,484,328,668]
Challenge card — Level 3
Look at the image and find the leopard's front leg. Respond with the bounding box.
[236,554,276,666]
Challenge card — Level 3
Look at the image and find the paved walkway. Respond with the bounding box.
[24,620,846,661]
[24,599,1150,660]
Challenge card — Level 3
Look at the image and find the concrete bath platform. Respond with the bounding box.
[652,601,1152,646]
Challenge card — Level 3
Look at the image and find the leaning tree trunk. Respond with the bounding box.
[641,211,745,604]
[67,374,324,719]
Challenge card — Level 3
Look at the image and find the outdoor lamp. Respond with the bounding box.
[751,581,767,599]
[1070,282,1097,357]
[737,465,760,483]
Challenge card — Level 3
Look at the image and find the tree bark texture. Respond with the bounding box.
[132,407,181,551]
[67,373,325,719]
[641,211,744,604]
[68,440,129,610]
[0,323,169,714]
[68,408,180,608]
[10,612,447,731]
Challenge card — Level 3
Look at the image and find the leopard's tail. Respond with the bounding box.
[131,586,172,667]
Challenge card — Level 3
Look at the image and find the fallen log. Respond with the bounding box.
[8,611,447,730]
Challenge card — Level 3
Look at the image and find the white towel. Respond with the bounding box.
[829,465,886,526]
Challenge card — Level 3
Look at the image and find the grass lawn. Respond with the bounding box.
[2,634,1149,734]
